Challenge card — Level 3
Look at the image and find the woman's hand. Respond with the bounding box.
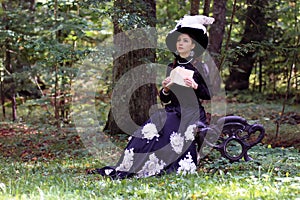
[162,76,171,92]
[184,77,198,89]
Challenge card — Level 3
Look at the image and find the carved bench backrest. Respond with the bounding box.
[196,116,265,162]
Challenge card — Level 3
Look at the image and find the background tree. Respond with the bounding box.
[0,0,298,128]
[208,0,227,69]
[225,0,269,90]
[203,0,211,16]
[1,0,36,121]
[190,0,200,15]
[0,0,99,123]
[104,0,157,135]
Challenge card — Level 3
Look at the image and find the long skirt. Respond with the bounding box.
[94,105,206,179]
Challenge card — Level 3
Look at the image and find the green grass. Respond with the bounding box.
[0,101,299,199]
[0,145,299,199]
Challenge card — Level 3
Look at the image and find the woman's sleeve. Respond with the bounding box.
[193,71,211,100]
[159,64,173,103]
[159,88,172,103]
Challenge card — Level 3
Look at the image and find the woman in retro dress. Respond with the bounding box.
[91,15,214,179]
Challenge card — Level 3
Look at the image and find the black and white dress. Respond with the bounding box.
[94,56,211,179]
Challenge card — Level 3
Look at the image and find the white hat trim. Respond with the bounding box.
[173,15,215,34]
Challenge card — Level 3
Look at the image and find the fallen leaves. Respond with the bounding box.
[0,122,84,162]
[271,111,300,125]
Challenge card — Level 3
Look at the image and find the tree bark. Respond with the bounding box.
[207,0,227,68]
[190,0,200,15]
[203,0,211,16]
[225,0,268,91]
[0,70,5,119]
[2,1,17,121]
[5,47,17,121]
[104,0,157,135]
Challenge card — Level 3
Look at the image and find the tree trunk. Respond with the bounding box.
[5,49,17,121]
[0,73,5,119]
[225,0,268,91]
[1,3,6,119]
[2,1,17,121]
[1,0,36,121]
[259,57,263,92]
[190,0,200,15]
[207,0,227,68]
[53,0,61,127]
[203,0,211,16]
[104,0,157,135]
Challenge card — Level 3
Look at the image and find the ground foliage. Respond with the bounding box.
[224,97,300,149]
[0,102,299,199]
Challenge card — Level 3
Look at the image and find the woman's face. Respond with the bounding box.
[176,34,195,58]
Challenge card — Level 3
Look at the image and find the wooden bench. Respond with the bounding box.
[195,116,265,162]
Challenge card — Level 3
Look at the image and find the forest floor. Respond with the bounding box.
[221,102,300,149]
[0,101,299,161]
[0,102,299,199]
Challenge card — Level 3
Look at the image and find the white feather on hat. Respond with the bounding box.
[174,15,215,34]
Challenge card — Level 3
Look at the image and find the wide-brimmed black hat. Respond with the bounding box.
[166,15,214,57]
